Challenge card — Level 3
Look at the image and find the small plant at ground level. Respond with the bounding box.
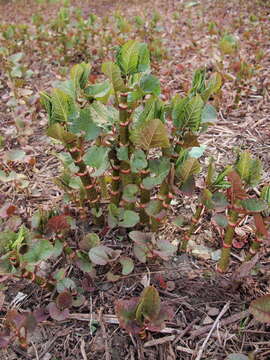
[115,285,173,335]
[0,308,48,349]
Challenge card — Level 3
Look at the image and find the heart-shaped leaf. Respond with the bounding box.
[22,240,54,264]
[83,146,109,177]
[119,256,134,275]
[240,198,268,213]
[119,210,140,228]
[130,118,169,150]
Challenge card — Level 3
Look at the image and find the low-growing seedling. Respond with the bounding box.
[115,285,173,335]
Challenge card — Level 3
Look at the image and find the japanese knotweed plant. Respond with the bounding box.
[215,152,270,272]
[40,40,221,232]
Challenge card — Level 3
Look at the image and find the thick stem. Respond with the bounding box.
[119,93,134,210]
[245,233,263,261]
[151,182,171,232]
[139,169,150,225]
[109,149,121,206]
[217,209,238,272]
[68,142,103,224]
[179,204,204,253]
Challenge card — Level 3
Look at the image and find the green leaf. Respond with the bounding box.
[190,69,206,96]
[240,198,268,213]
[133,244,147,263]
[70,62,91,90]
[49,88,77,125]
[136,286,161,322]
[83,146,109,177]
[10,66,22,78]
[249,294,270,323]
[122,184,139,202]
[212,192,229,209]
[5,149,26,162]
[89,101,118,130]
[172,215,185,227]
[260,185,270,216]
[140,74,160,96]
[130,118,169,150]
[188,145,206,158]
[40,91,52,121]
[137,42,150,72]
[219,34,238,55]
[176,157,201,183]
[201,73,222,101]
[127,89,144,105]
[84,80,111,102]
[117,40,140,75]
[102,61,127,92]
[130,150,147,173]
[145,200,162,217]
[133,96,164,129]
[142,158,171,189]
[236,152,263,187]
[79,233,100,251]
[47,124,78,145]
[173,94,204,131]
[235,152,252,182]
[156,239,176,256]
[119,256,134,275]
[172,96,189,128]
[8,52,24,63]
[88,245,111,265]
[212,214,228,228]
[201,104,218,124]
[52,80,76,99]
[117,147,129,161]
[119,210,140,228]
[22,240,54,264]
[69,108,101,141]
[247,158,262,186]
[212,165,233,189]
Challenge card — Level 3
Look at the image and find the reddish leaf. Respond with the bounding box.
[154,274,167,290]
[56,291,73,310]
[47,302,70,321]
[254,214,268,237]
[227,171,247,200]
[249,294,270,323]
[145,303,174,332]
[0,203,17,219]
[232,253,259,282]
[115,298,142,334]
[33,308,49,322]
[6,309,25,330]
[23,313,37,333]
[81,274,96,292]
[46,215,70,233]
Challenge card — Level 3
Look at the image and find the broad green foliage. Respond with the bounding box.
[40,40,221,234]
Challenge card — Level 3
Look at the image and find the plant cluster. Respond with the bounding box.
[0,1,269,351]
